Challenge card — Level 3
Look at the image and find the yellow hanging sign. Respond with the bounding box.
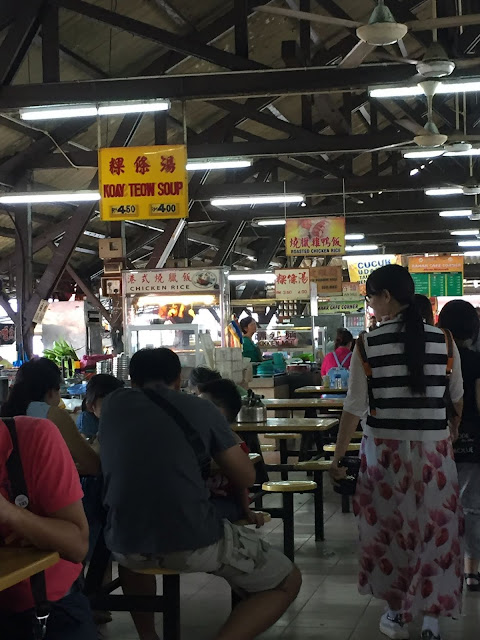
[98,145,188,221]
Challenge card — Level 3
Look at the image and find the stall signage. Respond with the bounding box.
[408,256,464,297]
[99,145,188,221]
[0,323,15,345]
[317,299,365,314]
[285,217,345,256]
[123,269,222,294]
[275,269,310,300]
[310,266,343,295]
[347,254,401,284]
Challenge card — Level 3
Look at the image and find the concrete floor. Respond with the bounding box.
[100,483,480,640]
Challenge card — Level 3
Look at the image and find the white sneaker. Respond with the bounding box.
[379,612,410,639]
[421,631,441,640]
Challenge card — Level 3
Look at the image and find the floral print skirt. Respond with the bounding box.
[354,435,464,622]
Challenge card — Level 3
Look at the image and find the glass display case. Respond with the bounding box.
[259,316,327,360]
[122,267,229,367]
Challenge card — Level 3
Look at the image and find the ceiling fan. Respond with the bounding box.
[255,0,480,69]
[370,80,480,157]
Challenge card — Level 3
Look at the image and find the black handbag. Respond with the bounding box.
[333,456,361,496]
[4,417,51,639]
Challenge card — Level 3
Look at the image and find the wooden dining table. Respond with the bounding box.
[0,547,59,592]
[295,385,348,395]
[234,417,339,433]
[262,397,344,414]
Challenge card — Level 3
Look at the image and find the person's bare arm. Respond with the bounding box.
[48,406,100,475]
[450,398,463,442]
[214,445,256,489]
[0,495,88,564]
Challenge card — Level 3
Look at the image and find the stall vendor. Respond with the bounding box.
[240,317,263,363]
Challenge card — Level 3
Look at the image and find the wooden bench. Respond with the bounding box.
[262,480,317,561]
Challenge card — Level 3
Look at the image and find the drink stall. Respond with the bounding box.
[122,267,229,369]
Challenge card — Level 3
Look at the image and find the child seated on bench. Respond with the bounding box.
[201,379,264,528]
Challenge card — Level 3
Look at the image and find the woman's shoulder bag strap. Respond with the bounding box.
[356,332,376,417]
[3,418,50,639]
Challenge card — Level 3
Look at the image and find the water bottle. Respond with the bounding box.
[334,374,342,390]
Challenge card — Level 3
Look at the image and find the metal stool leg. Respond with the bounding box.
[282,492,295,562]
[313,471,325,541]
[163,574,180,640]
[280,439,288,480]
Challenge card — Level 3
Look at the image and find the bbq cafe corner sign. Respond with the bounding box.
[99,145,188,221]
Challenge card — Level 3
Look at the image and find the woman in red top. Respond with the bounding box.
[0,416,96,639]
[321,328,354,377]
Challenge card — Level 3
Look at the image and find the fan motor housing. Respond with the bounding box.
[416,59,456,78]
[357,22,408,46]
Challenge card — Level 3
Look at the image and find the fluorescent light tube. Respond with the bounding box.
[228,273,277,282]
[20,105,97,120]
[425,188,463,196]
[410,168,420,176]
[463,251,480,257]
[450,229,480,236]
[458,240,480,247]
[345,244,378,252]
[444,149,480,157]
[0,191,101,204]
[84,230,107,239]
[256,219,286,226]
[345,233,365,241]
[369,85,423,98]
[439,210,472,217]
[97,101,169,115]
[211,195,305,207]
[186,159,252,171]
[369,80,480,100]
[437,80,480,94]
[20,100,170,120]
[403,150,444,159]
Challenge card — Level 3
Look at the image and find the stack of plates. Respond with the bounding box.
[112,355,130,381]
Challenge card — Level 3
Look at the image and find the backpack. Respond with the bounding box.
[328,351,352,388]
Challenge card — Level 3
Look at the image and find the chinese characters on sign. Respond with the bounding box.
[99,145,188,221]
[408,256,464,297]
[275,269,310,300]
[309,266,343,295]
[285,217,346,256]
[122,269,222,294]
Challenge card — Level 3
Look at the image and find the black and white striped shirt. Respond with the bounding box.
[344,317,464,441]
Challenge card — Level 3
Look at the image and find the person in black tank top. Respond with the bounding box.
[439,300,480,592]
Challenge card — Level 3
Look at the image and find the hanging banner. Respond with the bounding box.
[123,268,222,295]
[99,145,188,221]
[310,266,343,295]
[408,256,464,297]
[286,217,345,256]
[275,269,310,300]
[347,254,401,284]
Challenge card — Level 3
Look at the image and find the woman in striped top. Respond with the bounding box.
[330,265,464,640]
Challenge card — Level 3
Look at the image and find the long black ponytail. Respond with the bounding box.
[366,264,426,394]
[1,358,62,417]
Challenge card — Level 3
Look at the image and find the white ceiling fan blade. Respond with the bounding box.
[254,5,361,29]
[375,51,418,65]
[368,142,413,153]
[339,41,376,68]
[408,14,480,31]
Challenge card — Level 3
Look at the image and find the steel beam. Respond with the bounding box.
[145,219,187,269]
[211,221,246,267]
[0,64,452,109]
[0,0,44,85]
[41,3,60,82]
[53,0,263,71]
[234,0,249,59]
[240,234,283,298]
[65,263,112,325]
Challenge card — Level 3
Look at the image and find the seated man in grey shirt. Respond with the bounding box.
[100,348,301,640]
